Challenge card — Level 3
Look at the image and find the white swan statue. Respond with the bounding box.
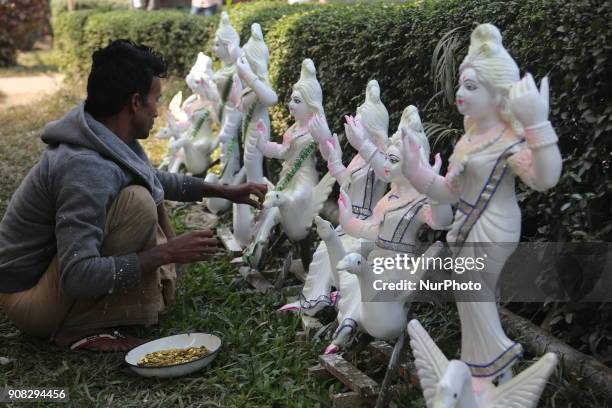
[407,319,558,408]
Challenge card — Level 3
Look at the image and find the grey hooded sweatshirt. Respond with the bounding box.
[0,103,205,296]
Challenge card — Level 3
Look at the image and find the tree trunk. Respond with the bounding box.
[67,0,76,12]
[500,308,612,400]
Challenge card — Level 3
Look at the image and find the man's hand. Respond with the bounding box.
[138,230,218,273]
[162,230,218,264]
[223,182,268,209]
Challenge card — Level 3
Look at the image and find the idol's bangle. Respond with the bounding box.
[524,121,558,149]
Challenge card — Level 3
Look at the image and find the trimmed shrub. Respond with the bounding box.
[52,0,611,241]
[226,0,316,42]
[53,1,315,76]
[259,0,611,242]
[51,0,130,17]
[55,9,218,77]
[53,9,101,73]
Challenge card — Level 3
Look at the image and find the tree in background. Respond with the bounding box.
[0,0,51,66]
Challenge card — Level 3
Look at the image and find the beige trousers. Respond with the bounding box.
[0,186,176,339]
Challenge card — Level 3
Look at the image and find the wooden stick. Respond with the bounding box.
[375,330,407,408]
[319,354,380,398]
[500,307,612,399]
[368,341,420,387]
[332,391,373,408]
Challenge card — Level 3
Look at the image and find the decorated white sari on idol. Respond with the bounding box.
[401,24,562,382]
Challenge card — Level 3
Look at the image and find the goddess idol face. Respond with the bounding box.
[455,67,498,121]
[213,36,231,64]
[288,90,312,123]
[384,144,404,184]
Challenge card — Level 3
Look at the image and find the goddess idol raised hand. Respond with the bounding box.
[401,24,562,384]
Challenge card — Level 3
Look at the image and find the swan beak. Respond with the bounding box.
[262,194,274,209]
[336,259,349,271]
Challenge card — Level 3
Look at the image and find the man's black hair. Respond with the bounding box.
[85,39,168,117]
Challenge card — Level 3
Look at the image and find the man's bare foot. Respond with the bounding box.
[55,328,146,352]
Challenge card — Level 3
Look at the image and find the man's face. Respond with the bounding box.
[132,76,161,140]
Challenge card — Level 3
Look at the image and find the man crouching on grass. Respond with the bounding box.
[0,40,267,352]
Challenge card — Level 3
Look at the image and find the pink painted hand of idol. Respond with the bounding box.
[228,74,243,109]
[337,189,353,227]
[227,42,242,65]
[343,115,367,150]
[400,127,424,177]
[432,153,442,175]
[308,113,332,144]
[195,77,216,103]
[325,134,342,164]
[509,73,550,128]
[400,127,443,176]
[167,111,190,134]
[255,119,268,147]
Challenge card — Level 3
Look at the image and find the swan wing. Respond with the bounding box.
[169,91,183,116]
[407,319,449,408]
[489,353,558,408]
[309,172,336,220]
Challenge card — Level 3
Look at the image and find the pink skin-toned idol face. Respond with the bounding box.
[384,145,403,183]
[455,67,498,120]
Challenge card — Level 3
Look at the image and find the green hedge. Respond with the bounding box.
[53,9,101,73]
[51,0,130,17]
[258,0,611,242]
[225,0,316,43]
[52,0,611,241]
[54,9,218,77]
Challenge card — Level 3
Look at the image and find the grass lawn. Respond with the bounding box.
[0,253,336,407]
[0,77,610,407]
[0,84,339,407]
[0,49,60,78]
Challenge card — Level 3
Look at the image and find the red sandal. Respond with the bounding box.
[69,330,134,352]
